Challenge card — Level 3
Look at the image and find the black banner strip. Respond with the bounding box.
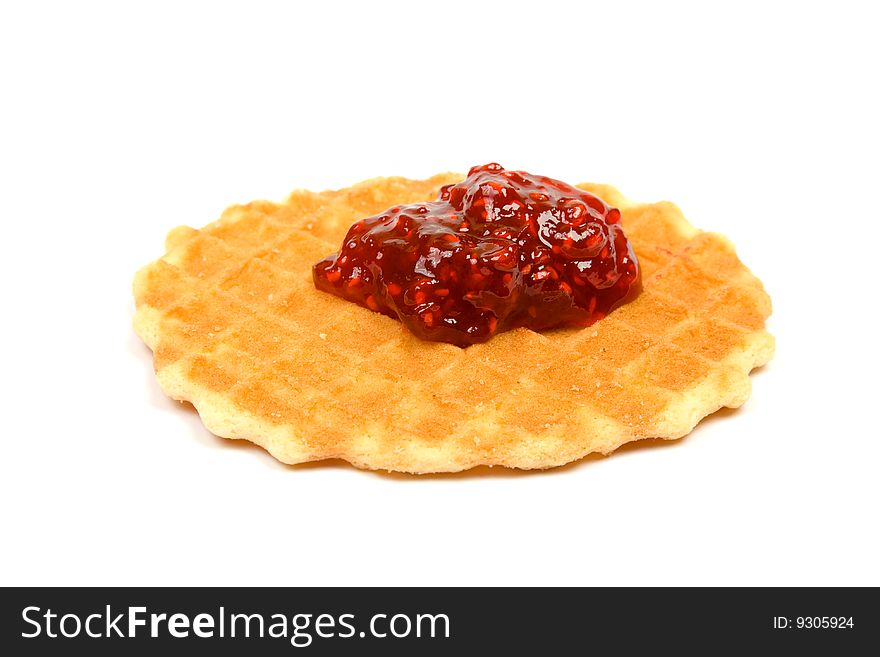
[1,587,875,654]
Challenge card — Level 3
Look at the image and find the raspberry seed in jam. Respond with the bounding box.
[312,164,640,347]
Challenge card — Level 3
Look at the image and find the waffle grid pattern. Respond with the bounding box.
[133,175,774,472]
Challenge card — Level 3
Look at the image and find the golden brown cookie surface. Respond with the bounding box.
[133,174,774,473]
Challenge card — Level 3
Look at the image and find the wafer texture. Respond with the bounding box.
[133,174,774,473]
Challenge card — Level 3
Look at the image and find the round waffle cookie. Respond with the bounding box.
[133,173,774,473]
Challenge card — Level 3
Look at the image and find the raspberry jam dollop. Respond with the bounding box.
[312,163,640,347]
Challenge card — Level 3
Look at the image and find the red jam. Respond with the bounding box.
[313,163,640,347]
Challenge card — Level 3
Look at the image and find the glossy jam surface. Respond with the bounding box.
[313,163,640,347]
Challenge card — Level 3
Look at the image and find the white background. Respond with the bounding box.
[2,1,878,586]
